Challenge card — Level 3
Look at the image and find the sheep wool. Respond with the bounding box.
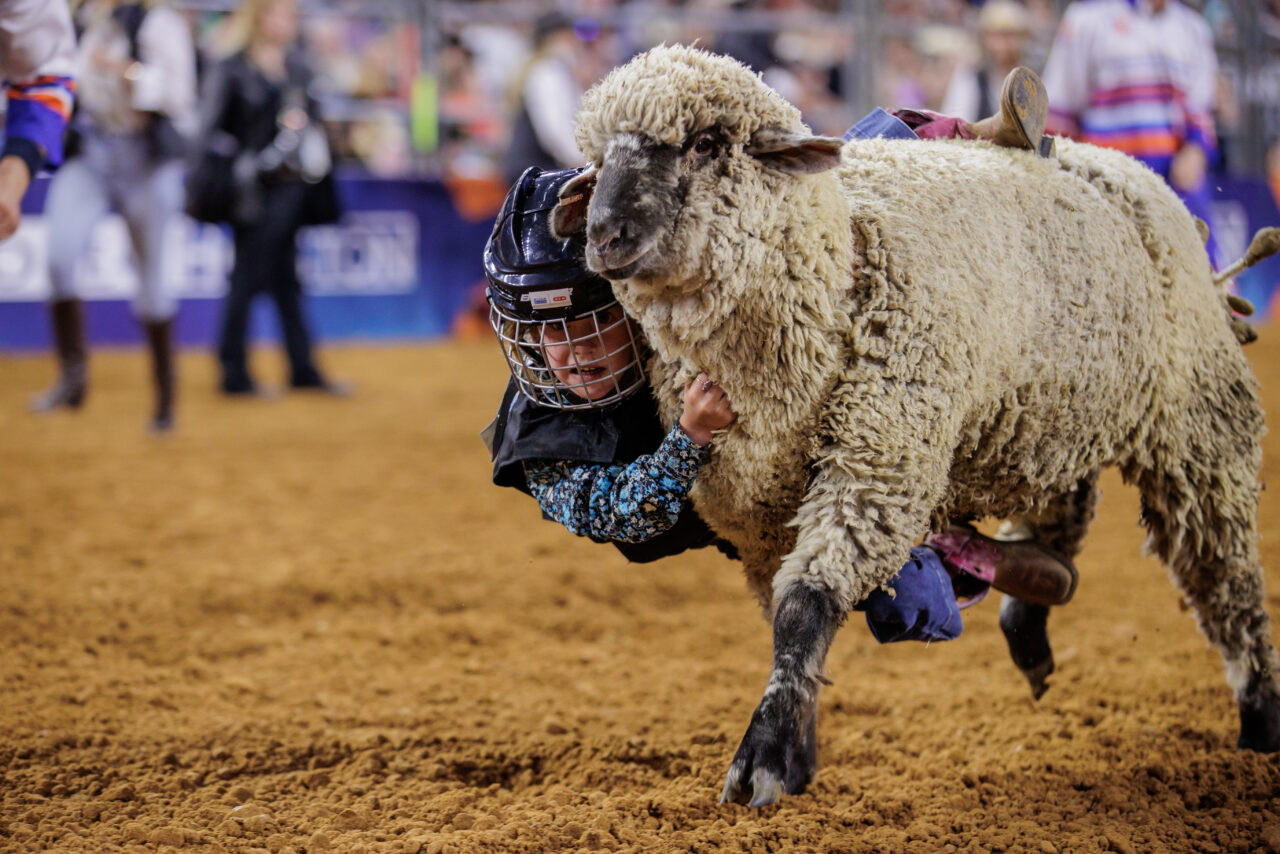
[567,44,1278,768]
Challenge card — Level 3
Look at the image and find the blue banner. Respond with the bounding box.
[0,174,498,351]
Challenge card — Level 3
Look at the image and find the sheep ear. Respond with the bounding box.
[551,166,597,238]
[746,128,844,175]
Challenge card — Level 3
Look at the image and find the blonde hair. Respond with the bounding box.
[210,0,296,58]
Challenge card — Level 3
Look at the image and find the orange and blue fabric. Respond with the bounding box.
[3,74,75,174]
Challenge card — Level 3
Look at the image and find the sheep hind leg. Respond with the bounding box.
[999,473,1101,699]
[720,583,839,807]
[1000,598,1055,699]
[1131,403,1280,752]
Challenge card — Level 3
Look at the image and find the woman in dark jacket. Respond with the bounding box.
[193,0,344,396]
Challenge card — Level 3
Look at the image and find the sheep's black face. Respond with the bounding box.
[580,132,695,281]
[550,125,845,285]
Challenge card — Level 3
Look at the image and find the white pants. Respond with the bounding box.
[44,132,185,321]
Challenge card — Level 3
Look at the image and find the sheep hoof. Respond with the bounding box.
[1237,675,1280,753]
[1022,657,1055,701]
[720,694,817,807]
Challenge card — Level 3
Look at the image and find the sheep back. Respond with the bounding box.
[699,136,1257,612]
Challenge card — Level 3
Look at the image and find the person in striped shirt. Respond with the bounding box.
[1042,0,1220,259]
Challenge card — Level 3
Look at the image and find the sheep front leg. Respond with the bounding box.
[720,582,841,807]
[720,393,949,807]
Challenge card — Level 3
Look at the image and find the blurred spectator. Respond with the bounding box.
[913,24,974,111]
[616,0,690,58]
[456,12,527,109]
[0,0,76,242]
[305,15,364,99]
[878,34,929,111]
[195,0,346,397]
[32,0,195,433]
[437,35,503,179]
[715,0,781,74]
[942,1,1034,121]
[1020,0,1060,69]
[500,11,587,186]
[767,15,855,135]
[1042,0,1221,261]
[348,106,411,176]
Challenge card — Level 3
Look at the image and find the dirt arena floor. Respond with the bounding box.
[3,331,1280,854]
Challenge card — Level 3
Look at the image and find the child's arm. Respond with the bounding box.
[525,372,736,544]
[524,423,708,543]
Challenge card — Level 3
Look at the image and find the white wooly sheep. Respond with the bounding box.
[550,44,1280,807]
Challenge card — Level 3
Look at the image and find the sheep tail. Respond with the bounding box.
[1213,227,1279,346]
[1214,227,1280,288]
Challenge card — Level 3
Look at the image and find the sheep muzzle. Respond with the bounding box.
[578,135,683,281]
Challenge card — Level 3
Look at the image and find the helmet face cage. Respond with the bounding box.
[489,297,647,411]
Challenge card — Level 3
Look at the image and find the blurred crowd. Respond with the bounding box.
[428,0,1280,193]
[72,0,1268,195]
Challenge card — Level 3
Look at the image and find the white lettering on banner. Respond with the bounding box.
[0,211,420,302]
[297,211,418,295]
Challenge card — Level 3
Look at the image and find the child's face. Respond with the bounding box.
[540,306,634,402]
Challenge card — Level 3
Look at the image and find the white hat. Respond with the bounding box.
[978,1,1031,34]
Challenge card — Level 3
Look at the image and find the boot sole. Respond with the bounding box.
[1002,67,1048,155]
[991,538,1079,606]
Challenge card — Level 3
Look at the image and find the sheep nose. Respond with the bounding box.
[588,220,628,259]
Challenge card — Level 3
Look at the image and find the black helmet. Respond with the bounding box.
[485,166,646,410]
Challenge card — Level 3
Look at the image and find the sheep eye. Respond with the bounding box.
[692,135,717,156]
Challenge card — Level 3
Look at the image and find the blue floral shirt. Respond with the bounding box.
[522,425,709,543]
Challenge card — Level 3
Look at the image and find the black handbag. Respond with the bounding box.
[184,148,235,224]
[299,170,342,226]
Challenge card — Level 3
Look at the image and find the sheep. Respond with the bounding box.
[549,44,1280,808]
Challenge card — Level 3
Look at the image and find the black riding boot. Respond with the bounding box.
[144,319,175,433]
[31,298,88,412]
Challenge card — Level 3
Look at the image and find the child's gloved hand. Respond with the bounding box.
[679,372,737,446]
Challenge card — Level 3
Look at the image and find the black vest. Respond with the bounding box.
[501,101,560,186]
[486,381,723,563]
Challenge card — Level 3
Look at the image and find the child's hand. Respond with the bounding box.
[679,372,737,446]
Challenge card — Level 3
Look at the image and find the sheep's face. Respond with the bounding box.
[551,125,844,286]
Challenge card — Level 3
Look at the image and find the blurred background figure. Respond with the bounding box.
[714,0,782,74]
[1041,0,1221,262]
[32,0,196,434]
[877,33,929,112]
[0,0,76,243]
[912,22,975,113]
[195,0,346,398]
[942,0,1034,122]
[500,11,587,186]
